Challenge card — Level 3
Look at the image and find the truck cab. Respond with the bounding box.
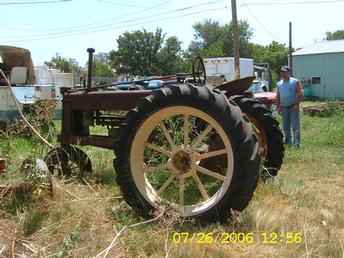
[0,46,36,124]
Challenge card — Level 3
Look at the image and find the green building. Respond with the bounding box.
[293,40,344,100]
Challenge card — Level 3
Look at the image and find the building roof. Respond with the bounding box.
[293,40,344,56]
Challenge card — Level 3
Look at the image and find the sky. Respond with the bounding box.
[1,0,344,66]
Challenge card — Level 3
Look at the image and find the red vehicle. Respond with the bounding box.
[254,91,277,106]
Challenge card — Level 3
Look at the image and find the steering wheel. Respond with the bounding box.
[192,56,207,86]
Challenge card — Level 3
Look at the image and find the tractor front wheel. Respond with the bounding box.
[44,145,92,180]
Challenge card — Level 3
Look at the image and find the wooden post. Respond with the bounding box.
[231,0,240,79]
[288,22,293,76]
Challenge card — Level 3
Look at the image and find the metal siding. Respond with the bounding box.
[323,53,344,100]
[294,55,324,98]
[293,53,344,99]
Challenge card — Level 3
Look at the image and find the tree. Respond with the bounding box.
[93,53,114,78]
[325,30,344,40]
[109,28,164,76]
[109,28,186,77]
[45,54,81,73]
[157,36,185,75]
[94,59,114,78]
[188,19,253,58]
[251,41,288,86]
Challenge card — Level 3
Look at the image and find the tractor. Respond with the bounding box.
[44,49,284,223]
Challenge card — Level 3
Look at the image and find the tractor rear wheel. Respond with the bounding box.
[230,96,284,177]
[114,85,260,222]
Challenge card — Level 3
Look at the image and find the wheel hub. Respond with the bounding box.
[172,150,192,173]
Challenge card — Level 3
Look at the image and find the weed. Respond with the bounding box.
[56,224,81,258]
[1,184,34,214]
[21,209,47,236]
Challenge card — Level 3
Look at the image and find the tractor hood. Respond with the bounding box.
[0,45,35,84]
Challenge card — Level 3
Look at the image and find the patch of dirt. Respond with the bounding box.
[0,216,26,258]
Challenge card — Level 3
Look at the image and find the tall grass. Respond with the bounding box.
[0,107,344,257]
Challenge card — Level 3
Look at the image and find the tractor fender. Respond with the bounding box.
[213,76,255,97]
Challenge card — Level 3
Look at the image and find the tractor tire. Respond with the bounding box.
[114,84,260,223]
[44,145,92,179]
[230,95,284,177]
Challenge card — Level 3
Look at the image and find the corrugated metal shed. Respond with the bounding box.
[293,40,344,100]
[293,40,344,56]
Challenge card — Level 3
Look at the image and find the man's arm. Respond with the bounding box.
[276,87,280,106]
[296,81,304,104]
[292,80,303,111]
[276,84,282,112]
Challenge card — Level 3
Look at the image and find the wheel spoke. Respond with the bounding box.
[179,176,185,206]
[181,171,193,179]
[157,174,176,195]
[145,143,171,157]
[144,163,168,173]
[196,165,226,181]
[192,124,213,149]
[198,149,227,160]
[160,122,175,150]
[192,173,209,200]
[70,163,79,175]
[183,115,190,146]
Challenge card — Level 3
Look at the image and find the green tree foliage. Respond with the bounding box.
[94,60,113,77]
[251,41,288,86]
[188,19,253,58]
[109,28,186,76]
[157,36,187,75]
[93,53,114,78]
[325,30,344,40]
[45,54,81,73]
[109,28,163,76]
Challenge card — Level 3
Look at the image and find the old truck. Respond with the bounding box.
[0,46,73,129]
[0,46,36,125]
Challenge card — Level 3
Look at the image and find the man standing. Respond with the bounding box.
[277,66,303,148]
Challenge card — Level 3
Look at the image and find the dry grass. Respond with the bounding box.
[1,103,344,258]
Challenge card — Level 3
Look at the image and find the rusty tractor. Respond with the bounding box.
[44,49,284,222]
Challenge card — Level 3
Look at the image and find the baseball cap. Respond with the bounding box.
[280,65,290,72]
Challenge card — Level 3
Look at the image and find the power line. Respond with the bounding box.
[3,0,172,32]
[243,3,283,42]
[96,0,156,9]
[97,0,172,9]
[3,6,227,43]
[4,0,216,33]
[0,0,71,5]
[241,0,344,6]
[3,0,225,40]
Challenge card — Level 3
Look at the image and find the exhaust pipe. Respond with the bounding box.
[87,48,95,89]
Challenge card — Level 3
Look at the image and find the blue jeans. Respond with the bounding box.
[281,108,301,147]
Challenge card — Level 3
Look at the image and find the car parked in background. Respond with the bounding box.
[248,79,269,94]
